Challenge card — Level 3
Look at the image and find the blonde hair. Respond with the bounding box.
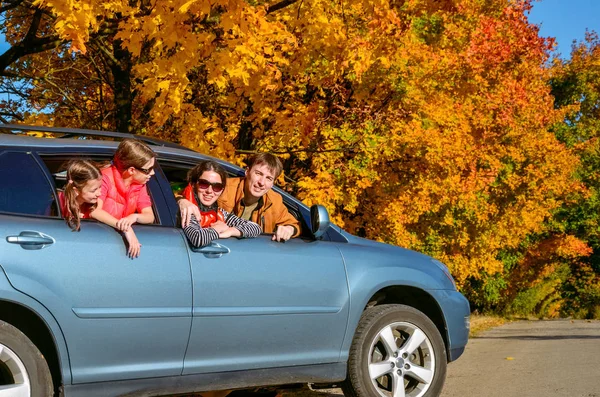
[113,138,156,170]
[63,159,101,231]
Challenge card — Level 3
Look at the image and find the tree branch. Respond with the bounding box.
[0,7,117,74]
[266,0,300,14]
[89,37,119,68]
[0,35,65,74]
[235,146,357,155]
[0,0,24,13]
[23,7,42,43]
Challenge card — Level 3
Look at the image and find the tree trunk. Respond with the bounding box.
[111,38,133,133]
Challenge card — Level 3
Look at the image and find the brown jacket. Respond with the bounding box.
[218,177,301,237]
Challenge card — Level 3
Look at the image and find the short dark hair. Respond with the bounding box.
[187,160,227,188]
[247,153,283,178]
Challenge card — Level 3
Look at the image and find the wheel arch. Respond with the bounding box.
[342,280,452,364]
[363,286,449,361]
[0,299,65,395]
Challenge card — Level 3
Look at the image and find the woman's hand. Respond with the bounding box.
[218,227,241,239]
[124,229,141,258]
[116,214,138,231]
[210,220,229,234]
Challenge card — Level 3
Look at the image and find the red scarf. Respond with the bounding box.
[183,184,225,227]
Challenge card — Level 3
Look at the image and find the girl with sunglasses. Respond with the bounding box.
[91,139,156,258]
[183,160,261,247]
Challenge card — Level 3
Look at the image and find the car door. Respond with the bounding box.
[181,220,350,373]
[0,150,193,383]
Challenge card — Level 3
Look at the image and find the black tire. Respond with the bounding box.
[342,304,447,397]
[0,320,53,396]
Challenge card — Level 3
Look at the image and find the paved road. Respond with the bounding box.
[441,319,600,397]
[277,319,600,397]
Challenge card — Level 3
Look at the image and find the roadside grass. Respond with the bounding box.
[469,313,508,337]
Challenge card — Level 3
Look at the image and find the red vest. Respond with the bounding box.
[101,166,143,219]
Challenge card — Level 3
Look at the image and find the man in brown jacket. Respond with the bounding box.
[179,153,301,242]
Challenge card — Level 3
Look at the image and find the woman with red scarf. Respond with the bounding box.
[183,160,261,247]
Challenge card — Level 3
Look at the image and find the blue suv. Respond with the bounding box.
[0,124,469,397]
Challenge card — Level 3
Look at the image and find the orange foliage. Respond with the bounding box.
[0,0,585,287]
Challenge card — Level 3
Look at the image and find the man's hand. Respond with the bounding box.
[179,199,200,228]
[116,214,138,232]
[272,225,294,242]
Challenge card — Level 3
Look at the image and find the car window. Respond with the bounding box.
[0,151,58,217]
[40,156,161,225]
[159,160,312,236]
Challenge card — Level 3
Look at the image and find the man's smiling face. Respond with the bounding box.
[245,163,276,201]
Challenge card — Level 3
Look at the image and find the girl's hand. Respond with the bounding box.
[124,229,141,258]
[116,214,138,231]
[210,221,229,234]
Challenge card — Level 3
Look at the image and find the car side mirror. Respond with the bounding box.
[310,204,330,239]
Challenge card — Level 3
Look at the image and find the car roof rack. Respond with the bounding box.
[0,123,193,151]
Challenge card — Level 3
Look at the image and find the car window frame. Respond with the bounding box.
[31,149,172,228]
[154,156,345,241]
[0,150,60,219]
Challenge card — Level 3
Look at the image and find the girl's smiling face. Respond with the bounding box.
[195,170,224,207]
[76,177,102,205]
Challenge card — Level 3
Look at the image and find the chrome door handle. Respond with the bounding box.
[6,231,55,250]
[194,242,230,258]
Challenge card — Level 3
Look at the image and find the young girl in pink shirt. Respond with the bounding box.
[91,139,156,258]
[59,159,103,231]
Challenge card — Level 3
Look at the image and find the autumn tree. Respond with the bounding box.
[0,0,588,308]
[548,32,600,318]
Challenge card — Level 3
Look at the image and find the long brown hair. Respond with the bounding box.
[187,160,227,189]
[63,159,101,231]
[113,138,156,170]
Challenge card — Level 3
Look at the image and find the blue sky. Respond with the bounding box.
[0,1,598,58]
[529,0,600,58]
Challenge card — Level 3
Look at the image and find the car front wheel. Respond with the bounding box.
[342,304,447,397]
[0,320,53,397]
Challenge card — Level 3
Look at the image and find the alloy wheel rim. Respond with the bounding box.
[0,343,31,397]
[367,321,435,397]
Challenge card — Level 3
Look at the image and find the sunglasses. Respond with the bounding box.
[197,178,225,193]
[135,166,154,175]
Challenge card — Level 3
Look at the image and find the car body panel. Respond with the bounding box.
[64,362,347,397]
[0,266,73,385]
[427,289,470,361]
[0,214,193,383]
[337,233,469,360]
[183,236,349,374]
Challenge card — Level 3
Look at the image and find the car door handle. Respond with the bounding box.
[6,231,55,250]
[193,242,230,258]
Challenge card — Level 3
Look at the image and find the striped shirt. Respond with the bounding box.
[184,209,262,248]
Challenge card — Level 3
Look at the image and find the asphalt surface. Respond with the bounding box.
[276,319,600,397]
[441,319,600,397]
[188,320,600,397]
